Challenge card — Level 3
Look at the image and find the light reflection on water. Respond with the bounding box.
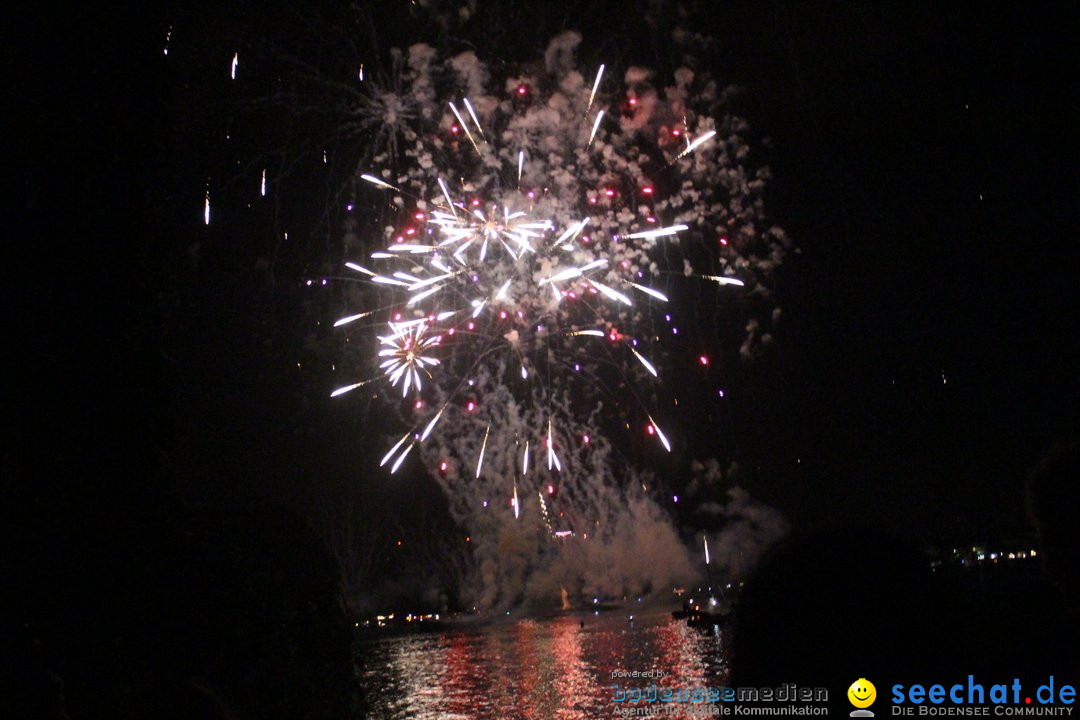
[356,611,730,720]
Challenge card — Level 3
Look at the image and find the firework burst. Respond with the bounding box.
[377,320,442,397]
[330,33,787,581]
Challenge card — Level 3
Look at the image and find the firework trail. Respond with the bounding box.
[329,32,786,609]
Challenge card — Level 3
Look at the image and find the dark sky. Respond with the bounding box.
[9,0,1078,551]
[715,2,1079,539]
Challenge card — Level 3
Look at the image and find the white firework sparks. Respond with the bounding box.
[428,201,552,263]
[330,37,785,499]
[377,321,441,397]
[318,27,789,615]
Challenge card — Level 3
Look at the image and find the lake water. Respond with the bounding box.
[355,609,730,719]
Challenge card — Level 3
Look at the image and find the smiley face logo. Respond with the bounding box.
[848,678,877,709]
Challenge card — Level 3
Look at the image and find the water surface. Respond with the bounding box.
[356,610,730,719]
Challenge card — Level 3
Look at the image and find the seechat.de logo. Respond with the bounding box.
[849,678,878,717]
[891,676,1076,713]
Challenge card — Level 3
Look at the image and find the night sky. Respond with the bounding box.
[9,0,1079,567]
[725,2,1079,539]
